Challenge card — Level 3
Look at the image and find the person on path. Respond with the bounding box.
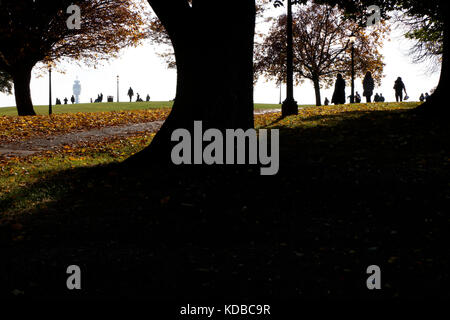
[331,74,346,105]
[393,77,407,102]
[363,72,375,103]
[128,87,134,102]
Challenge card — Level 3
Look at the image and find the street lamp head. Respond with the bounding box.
[271,0,301,8]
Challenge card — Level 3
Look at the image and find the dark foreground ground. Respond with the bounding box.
[0,109,449,301]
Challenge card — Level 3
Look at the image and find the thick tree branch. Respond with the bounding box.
[147,0,192,41]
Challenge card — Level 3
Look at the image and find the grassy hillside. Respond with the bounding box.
[1,101,448,299]
[0,101,291,116]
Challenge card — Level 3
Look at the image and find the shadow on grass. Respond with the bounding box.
[0,109,449,300]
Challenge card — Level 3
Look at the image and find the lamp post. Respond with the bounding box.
[117,75,119,103]
[349,35,356,104]
[49,67,52,115]
[279,79,282,105]
[278,43,283,105]
[281,0,298,116]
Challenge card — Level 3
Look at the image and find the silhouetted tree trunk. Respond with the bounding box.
[128,0,255,164]
[312,77,322,106]
[11,65,36,116]
[416,16,449,116]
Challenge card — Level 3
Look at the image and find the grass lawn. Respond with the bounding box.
[0,101,293,116]
[0,101,448,299]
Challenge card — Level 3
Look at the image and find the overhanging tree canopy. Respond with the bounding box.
[395,7,443,74]
[0,71,13,95]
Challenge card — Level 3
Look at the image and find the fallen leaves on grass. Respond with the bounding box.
[254,103,416,129]
[0,109,170,143]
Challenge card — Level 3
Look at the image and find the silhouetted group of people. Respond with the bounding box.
[326,72,409,105]
[419,92,430,102]
[128,87,150,102]
[55,89,153,105]
[374,93,385,102]
[93,93,104,103]
[55,95,75,105]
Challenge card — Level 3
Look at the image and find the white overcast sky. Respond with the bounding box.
[0,5,441,108]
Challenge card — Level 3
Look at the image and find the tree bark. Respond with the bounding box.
[313,77,322,106]
[127,0,256,165]
[11,66,36,116]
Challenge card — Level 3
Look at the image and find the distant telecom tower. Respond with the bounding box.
[73,77,81,104]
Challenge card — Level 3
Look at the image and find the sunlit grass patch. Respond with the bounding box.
[0,102,287,116]
[254,102,420,129]
[0,133,155,215]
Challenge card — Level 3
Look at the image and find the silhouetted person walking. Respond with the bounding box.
[324,97,329,106]
[146,94,150,102]
[64,97,68,105]
[71,95,75,104]
[331,74,346,105]
[128,87,134,102]
[363,72,375,103]
[424,92,430,101]
[355,91,361,103]
[379,93,385,102]
[394,77,407,102]
[419,93,425,102]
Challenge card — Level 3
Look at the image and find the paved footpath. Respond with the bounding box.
[0,109,281,158]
